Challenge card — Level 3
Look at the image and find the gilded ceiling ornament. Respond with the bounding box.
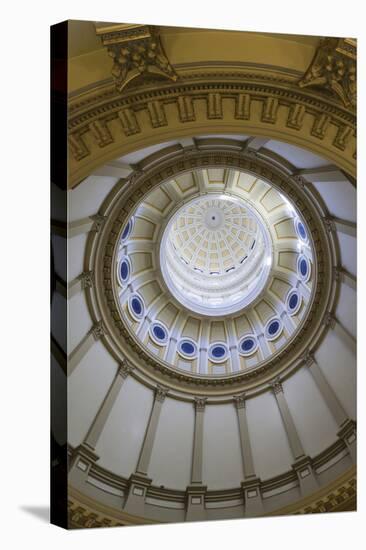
[96,24,178,93]
[299,38,356,108]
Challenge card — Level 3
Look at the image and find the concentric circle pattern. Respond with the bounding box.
[161,194,271,316]
[115,166,315,378]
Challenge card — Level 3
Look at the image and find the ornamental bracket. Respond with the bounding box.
[96,23,178,93]
[298,37,356,109]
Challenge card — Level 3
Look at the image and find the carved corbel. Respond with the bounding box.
[96,24,178,93]
[298,37,356,108]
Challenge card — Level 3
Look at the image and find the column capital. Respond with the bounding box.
[323,217,336,233]
[91,320,105,340]
[90,213,107,232]
[333,266,342,283]
[194,397,207,411]
[155,385,169,403]
[233,393,246,409]
[323,311,336,328]
[270,377,283,395]
[118,360,134,379]
[302,350,316,367]
[80,270,94,290]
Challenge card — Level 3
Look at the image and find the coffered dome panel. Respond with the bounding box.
[114,165,315,380]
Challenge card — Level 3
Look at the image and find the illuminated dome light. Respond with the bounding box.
[160,194,272,316]
[150,322,169,346]
[209,342,229,363]
[286,289,302,316]
[177,339,198,359]
[128,294,145,321]
[265,317,283,341]
[238,335,258,356]
[117,257,131,285]
[297,254,311,283]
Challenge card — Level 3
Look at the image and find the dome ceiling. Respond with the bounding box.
[115,166,314,378]
[53,22,357,529]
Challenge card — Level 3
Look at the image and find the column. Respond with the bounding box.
[233,394,263,517]
[69,362,133,483]
[271,379,318,495]
[84,362,133,449]
[334,318,356,355]
[68,321,104,376]
[304,352,356,462]
[305,353,348,426]
[136,386,168,475]
[186,397,207,522]
[325,313,356,355]
[124,385,168,516]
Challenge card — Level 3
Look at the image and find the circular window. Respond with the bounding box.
[265,318,283,341]
[128,294,144,321]
[286,289,302,315]
[239,335,258,356]
[117,257,131,285]
[121,217,134,243]
[150,322,169,345]
[297,254,311,282]
[295,218,308,241]
[209,343,229,363]
[178,339,198,359]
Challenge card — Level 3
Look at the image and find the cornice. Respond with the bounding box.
[67,451,356,527]
[67,69,356,187]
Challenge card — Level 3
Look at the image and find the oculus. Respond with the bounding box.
[238,335,258,356]
[117,257,131,286]
[128,293,145,321]
[297,254,311,282]
[150,322,169,346]
[295,218,308,242]
[286,289,302,316]
[121,217,134,243]
[209,342,229,363]
[265,318,283,341]
[177,339,198,359]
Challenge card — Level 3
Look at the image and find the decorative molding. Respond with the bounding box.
[95,149,335,392]
[92,321,105,341]
[299,37,356,109]
[155,385,168,402]
[194,397,207,411]
[233,393,246,409]
[302,350,315,367]
[80,270,94,290]
[67,72,356,186]
[90,214,107,233]
[323,216,336,233]
[323,311,336,329]
[270,377,283,395]
[118,360,134,379]
[261,97,279,124]
[96,24,178,93]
